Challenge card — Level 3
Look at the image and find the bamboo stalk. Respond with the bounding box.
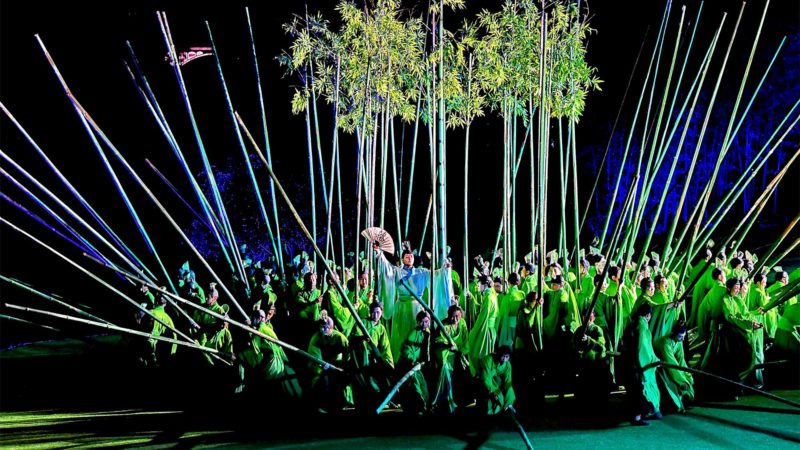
[765,236,800,271]
[679,4,756,287]
[206,21,276,283]
[0,181,105,263]
[0,274,110,324]
[597,3,670,253]
[0,313,61,333]
[145,160,211,231]
[245,7,285,274]
[37,72,252,323]
[749,212,800,277]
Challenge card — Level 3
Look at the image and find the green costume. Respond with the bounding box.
[654,335,694,412]
[295,288,322,322]
[622,315,661,417]
[515,301,544,353]
[479,354,515,415]
[496,285,525,348]
[775,302,800,355]
[574,273,596,317]
[322,286,355,336]
[397,327,432,413]
[542,287,580,340]
[595,282,623,381]
[700,292,757,383]
[349,318,393,407]
[192,301,226,346]
[696,281,727,340]
[468,287,499,374]
[308,328,352,408]
[431,318,469,414]
[150,304,177,361]
[238,321,302,398]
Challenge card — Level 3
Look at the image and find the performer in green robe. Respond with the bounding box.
[573,310,611,404]
[696,268,728,340]
[308,312,352,411]
[774,301,800,355]
[431,305,470,414]
[322,272,355,337]
[689,255,724,327]
[294,272,322,344]
[514,291,545,412]
[654,322,694,413]
[497,273,526,348]
[348,271,374,321]
[621,303,661,426]
[467,277,500,375]
[574,259,596,317]
[150,291,177,365]
[543,275,581,340]
[349,301,393,410]
[397,311,433,414]
[769,270,798,314]
[479,346,515,415]
[192,282,227,346]
[594,267,624,382]
[700,278,762,396]
[238,306,303,398]
[649,275,682,342]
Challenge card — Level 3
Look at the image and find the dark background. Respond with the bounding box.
[1,0,798,342]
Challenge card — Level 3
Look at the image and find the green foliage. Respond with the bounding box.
[280,0,601,131]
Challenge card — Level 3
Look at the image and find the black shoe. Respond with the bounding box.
[647,411,663,420]
[630,419,651,426]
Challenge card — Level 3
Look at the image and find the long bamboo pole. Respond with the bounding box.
[0,177,105,264]
[679,4,756,288]
[597,3,670,252]
[37,74,252,324]
[145,160,211,231]
[206,21,276,284]
[0,313,61,333]
[0,274,110,324]
[245,7,284,274]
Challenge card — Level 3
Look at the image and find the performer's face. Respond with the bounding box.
[322,321,333,335]
[359,274,369,287]
[451,309,462,322]
[500,354,510,363]
[370,307,382,323]
[403,253,414,267]
[645,282,655,296]
[676,331,686,342]
[420,316,430,330]
[266,306,275,321]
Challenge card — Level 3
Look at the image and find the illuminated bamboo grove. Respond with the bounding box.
[1,0,799,408]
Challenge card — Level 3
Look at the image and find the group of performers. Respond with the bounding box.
[131,241,799,424]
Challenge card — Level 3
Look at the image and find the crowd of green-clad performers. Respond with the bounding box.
[131,242,799,425]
